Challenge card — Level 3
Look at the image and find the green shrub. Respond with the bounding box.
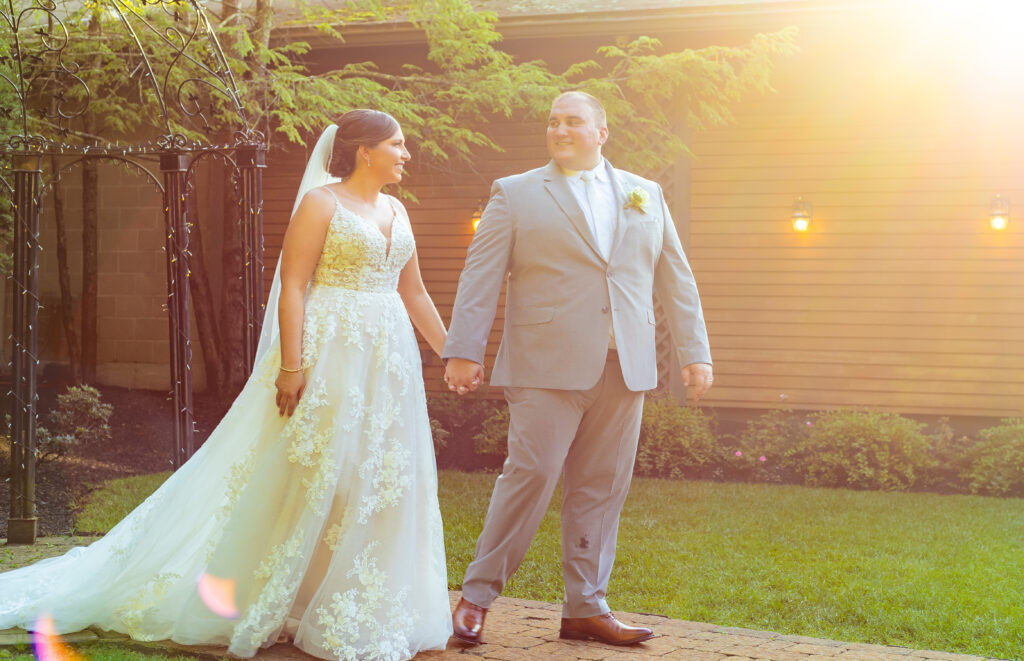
[426,392,497,444]
[915,418,975,494]
[961,418,1024,497]
[0,434,9,478]
[799,410,934,491]
[731,409,810,484]
[635,397,720,479]
[429,418,449,456]
[34,385,113,462]
[473,405,510,458]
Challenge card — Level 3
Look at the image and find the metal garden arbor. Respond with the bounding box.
[1,0,266,543]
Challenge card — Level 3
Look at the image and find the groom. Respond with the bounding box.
[443,91,713,646]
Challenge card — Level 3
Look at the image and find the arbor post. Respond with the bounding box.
[8,153,43,544]
[160,151,195,468]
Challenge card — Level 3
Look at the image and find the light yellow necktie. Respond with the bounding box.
[579,173,616,349]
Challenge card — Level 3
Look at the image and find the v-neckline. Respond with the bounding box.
[328,189,396,261]
[346,204,395,262]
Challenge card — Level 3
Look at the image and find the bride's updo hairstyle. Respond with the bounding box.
[328,109,401,179]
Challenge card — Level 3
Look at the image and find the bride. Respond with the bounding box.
[0,110,454,660]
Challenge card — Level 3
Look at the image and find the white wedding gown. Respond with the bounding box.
[0,195,453,660]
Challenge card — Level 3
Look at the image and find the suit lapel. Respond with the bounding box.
[541,160,605,262]
[607,166,633,263]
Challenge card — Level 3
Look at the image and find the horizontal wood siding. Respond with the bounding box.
[258,6,1024,417]
[684,16,1024,417]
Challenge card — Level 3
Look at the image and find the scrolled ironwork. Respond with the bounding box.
[106,0,250,139]
[2,0,257,156]
[4,134,48,152]
[156,133,190,150]
[233,128,266,147]
[1,0,91,144]
[39,154,165,197]
[1,0,266,543]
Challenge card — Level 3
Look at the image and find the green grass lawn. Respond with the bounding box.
[57,470,1024,659]
[0,643,193,661]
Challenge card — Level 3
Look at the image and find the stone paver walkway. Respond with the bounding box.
[0,591,1008,661]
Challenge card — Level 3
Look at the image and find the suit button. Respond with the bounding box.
[601,306,609,314]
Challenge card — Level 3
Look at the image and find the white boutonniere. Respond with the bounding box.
[624,186,650,214]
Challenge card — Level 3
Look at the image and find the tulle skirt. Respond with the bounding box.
[0,285,452,660]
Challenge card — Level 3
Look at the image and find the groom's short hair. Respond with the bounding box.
[552,91,607,129]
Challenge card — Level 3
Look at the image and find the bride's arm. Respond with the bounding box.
[398,247,447,357]
[394,205,446,357]
[275,189,332,415]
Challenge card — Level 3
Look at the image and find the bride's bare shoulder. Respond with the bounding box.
[287,187,340,232]
[295,186,339,215]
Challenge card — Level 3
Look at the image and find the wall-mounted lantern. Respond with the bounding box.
[990,194,1009,231]
[471,200,484,232]
[791,196,812,232]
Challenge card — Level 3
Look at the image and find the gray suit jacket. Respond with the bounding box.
[443,159,711,392]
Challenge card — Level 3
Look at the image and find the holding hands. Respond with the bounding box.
[445,358,484,396]
[682,363,714,402]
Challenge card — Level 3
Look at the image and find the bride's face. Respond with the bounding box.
[364,129,410,184]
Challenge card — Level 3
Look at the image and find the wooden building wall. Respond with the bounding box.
[260,5,1024,418]
[19,2,1010,416]
[682,9,1024,417]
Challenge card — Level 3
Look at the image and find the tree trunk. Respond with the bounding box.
[80,156,98,383]
[218,174,247,396]
[211,0,248,398]
[185,188,226,396]
[50,154,83,383]
[80,6,102,384]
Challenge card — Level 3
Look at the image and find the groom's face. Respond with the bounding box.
[546,97,608,172]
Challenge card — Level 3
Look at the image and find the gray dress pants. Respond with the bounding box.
[460,354,645,618]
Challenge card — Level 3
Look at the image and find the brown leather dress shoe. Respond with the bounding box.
[559,613,655,646]
[452,597,487,645]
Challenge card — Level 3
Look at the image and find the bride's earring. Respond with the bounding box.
[364,155,371,168]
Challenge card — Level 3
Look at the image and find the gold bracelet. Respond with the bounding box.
[279,365,303,373]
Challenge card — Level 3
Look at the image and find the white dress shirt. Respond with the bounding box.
[565,159,618,349]
[566,159,617,261]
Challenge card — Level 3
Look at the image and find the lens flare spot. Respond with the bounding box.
[197,573,240,619]
[32,615,84,661]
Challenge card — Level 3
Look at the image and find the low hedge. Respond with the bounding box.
[635,397,721,479]
[427,394,1024,497]
[961,417,1024,497]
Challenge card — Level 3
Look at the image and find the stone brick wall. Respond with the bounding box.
[32,160,210,391]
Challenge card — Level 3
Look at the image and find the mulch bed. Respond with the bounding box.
[1,386,230,538]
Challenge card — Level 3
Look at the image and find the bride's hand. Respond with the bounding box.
[275,370,306,417]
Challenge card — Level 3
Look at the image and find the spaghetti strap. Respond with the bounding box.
[322,186,342,205]
[385,195,401,224]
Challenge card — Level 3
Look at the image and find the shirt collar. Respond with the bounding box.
[560,158,608,182]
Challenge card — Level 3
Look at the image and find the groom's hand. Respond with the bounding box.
[682,363,713,402]
[445,358,484,396]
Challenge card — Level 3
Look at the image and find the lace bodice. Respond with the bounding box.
[311,193,414,293]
